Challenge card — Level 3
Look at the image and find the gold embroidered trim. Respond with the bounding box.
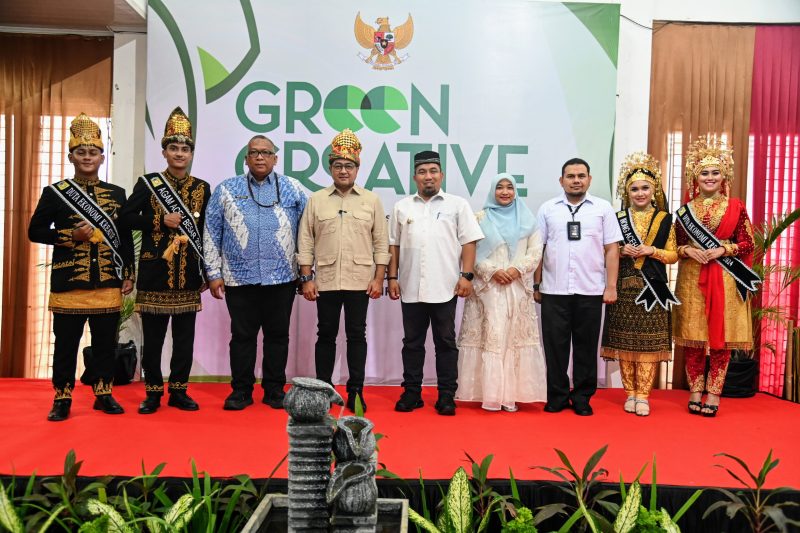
[633,210,667,270]
[619,276,644,290]
[601,347,671,363]
[168,381,188,391]
[136,290,201,314]
[674,338,752,351]
[50,306,120,315]
[145,383,165,393]
[93,378,114,396]
[49,288,122,313]
[54,385,73,400]
[52,259,75,270]
[56,229,75,248]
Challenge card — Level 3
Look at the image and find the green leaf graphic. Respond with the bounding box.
[564,2,620,68]
[198,47,231,91]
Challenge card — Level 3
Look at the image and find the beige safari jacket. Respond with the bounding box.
[297,184,390,291]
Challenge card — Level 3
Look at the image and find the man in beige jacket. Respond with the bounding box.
[297,129,390,412]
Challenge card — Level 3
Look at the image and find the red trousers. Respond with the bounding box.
[685,347,730,395]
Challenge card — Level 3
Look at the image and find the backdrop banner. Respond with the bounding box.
[145,0,620,384]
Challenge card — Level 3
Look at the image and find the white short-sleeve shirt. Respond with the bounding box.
[537,192,622,296]
[389,191,484,303]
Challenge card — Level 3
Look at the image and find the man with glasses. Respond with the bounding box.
[204,135,308,410]
[297,129,389,413]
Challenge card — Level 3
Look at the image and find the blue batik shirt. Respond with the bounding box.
[204,171,308,286]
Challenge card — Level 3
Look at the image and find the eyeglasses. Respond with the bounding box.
[248,149,276,158]
[331,163,357,171]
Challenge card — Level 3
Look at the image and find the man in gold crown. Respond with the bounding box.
[297,129,390,412]
[120,107,210,414]
[673,137,759,417]
[28,113,135,421]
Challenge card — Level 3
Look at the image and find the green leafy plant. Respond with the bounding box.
[408,466,473,533]
[501,506,538,532]
[703,450,800,533]
[532,444,618,533]
[613,457,702,533]
[737,208,800,361]
[403,453,530,533]
[0,450,271,532]
[118,229,142,337]
[0,478,25,533]
[464,453,532,531]
[37,449,113,529]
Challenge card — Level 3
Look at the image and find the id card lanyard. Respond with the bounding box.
[566,201,585,240]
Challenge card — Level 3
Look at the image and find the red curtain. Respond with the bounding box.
[749,26,800,396]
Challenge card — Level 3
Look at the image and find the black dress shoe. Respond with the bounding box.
[47,399,71,421]
[395,390,424,412]
[93,395,124,415]
[224,391,254,410]
[262,390,285,410]
[138,394,161,414]
[168,390,199,411]
[543,403,568,413]
[573,404,594,416]
[434,395,457,416]
[346,391,367,413]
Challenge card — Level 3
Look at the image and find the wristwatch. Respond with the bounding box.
[533,283,540,291]
[299,273,315,283]
[460,271,475,281]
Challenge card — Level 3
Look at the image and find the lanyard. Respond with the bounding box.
[565,201,585,220]
[248,172,281,208]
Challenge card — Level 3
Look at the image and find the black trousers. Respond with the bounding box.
[315,290,369,392]
[52,312,118,396]
[225,283,295,395]
[140,312,197,393]
[400,297,458,395]
[540,294,604,408]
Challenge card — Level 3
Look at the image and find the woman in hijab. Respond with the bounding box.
[456,173,547,412]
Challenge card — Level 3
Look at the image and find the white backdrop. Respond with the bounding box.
[145,0,619,384]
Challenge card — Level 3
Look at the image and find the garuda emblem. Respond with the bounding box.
[354,12,414,70]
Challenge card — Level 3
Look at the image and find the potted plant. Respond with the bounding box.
[723,208,800,397]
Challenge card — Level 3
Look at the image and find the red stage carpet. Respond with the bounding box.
[1,379,798,489]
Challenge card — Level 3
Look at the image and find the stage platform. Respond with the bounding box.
[1,379,798,490]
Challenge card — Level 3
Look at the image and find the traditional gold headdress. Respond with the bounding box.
[329,128,362,165]
[68,113,104,152]
[684,136,733,198]
[616,152,666,210]
[161,107,194,149]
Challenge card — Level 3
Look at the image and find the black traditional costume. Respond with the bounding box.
[601,152,678,415]
[28,113,135,421]
[119,107,210,413]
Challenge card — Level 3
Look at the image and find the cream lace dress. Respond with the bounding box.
[456,213,547,410]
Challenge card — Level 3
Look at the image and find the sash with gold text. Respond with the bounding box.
[140,173,206,276]
[50,179,125,279]
[675,203,761,300]
[617,209,680,311]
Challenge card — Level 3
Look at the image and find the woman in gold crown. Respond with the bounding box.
[601,153,678,416]
[673,137,757,417]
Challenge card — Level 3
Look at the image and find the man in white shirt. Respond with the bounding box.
[534,158,621,416]
[387,151,484,416]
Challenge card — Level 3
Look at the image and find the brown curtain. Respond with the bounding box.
[0,34,113,377]
[647,22,756,388]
